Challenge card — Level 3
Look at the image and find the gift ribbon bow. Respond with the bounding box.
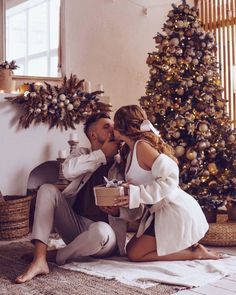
[103,177,123,187]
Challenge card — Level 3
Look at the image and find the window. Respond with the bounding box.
[6,0,60,77]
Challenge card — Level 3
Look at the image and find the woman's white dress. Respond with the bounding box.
[125,140,209,256]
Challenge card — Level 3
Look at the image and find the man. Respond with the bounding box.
[16,113,140,284]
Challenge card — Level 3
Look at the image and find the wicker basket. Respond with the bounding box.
[0,195,32,240]
[201,214,236,246]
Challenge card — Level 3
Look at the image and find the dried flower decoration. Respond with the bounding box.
[5,74,112,130]
[0,60,19,70]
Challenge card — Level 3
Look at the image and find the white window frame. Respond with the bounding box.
[0,0,65,81]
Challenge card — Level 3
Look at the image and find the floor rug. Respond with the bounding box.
[0,241,183,295]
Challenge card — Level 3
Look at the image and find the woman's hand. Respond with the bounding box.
[114,195,129,207]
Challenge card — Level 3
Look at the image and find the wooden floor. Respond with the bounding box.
[1,238,236,295]
[175,275,236,295]
[174,246,236,295]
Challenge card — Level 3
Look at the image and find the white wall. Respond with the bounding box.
[64,0,194,111]
[1,0,194,195]
[0,93,89,195]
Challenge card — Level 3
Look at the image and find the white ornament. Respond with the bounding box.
[59,94,66,101]
[36,108,41,114]
[67,104,74,111]
[42,104,48,111]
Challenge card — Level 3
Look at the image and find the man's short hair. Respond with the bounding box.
[84,112,111,137]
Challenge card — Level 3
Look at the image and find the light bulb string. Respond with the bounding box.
[126,0,182,11]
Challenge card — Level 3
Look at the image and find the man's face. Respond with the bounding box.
[93,118,114,145]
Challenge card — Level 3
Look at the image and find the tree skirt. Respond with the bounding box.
[0,241,183,295]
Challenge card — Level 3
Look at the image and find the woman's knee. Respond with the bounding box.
[126,246,141,262]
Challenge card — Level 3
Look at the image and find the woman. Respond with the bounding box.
[113,105,221,262]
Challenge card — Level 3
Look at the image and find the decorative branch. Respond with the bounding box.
[5,74,112,130]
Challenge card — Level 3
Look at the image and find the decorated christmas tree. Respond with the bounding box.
[140,0,236,209]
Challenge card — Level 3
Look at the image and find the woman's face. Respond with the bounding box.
[113,128,122,141]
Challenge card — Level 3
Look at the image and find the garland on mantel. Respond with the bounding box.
[5,74,112,130]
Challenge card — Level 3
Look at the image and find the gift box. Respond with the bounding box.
[94,184,127,206]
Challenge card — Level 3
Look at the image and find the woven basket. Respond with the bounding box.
[201,214,236,246]
[0,195,32,240]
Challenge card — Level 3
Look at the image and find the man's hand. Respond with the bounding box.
[101,136,120,160]
[99,206,120,217]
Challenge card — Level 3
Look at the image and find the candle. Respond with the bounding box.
[0,190,4,202]
[84,81,91,93]
[69,133,78,141]
[96,83,103,91]
[96,83,104,96]
[58,150,67,159]
[0,90,4,93]
[34,82,42,92]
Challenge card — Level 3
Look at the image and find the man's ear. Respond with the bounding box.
[90,130,97,141]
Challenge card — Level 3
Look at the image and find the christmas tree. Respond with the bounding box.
[140,0,236,209]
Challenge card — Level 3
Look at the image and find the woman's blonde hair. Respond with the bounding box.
[114,105,178,168]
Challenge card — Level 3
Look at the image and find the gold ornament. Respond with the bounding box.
[59,102,65,108]
[191,159,198,166]
[196,76,203,83]
[176,20,184,28]
[228,135,235,143]
[198,123,208,132]
[192,58,199,65]
[207,163,218,175]
[175,145,185,157]
[176,88,184,95]
[203,170,210,177]
[173,131,181,139]
[218,140,225,148]
[198,141,207,150]
[216,100,224,108]
[186,149,197,160]
[169,56,177,64]
[169,38,179,46]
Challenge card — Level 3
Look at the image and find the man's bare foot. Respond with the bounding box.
[192,244,223,260]
[21,249,58,263]
[15,260,49,284]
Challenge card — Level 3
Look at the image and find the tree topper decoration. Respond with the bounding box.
[5,74,112,130]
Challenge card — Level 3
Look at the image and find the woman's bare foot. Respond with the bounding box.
[15,259,49,284]
[192,244,223,260]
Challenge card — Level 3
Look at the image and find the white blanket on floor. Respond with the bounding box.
[49,239,236,289]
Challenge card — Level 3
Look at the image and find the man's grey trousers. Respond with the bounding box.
[31,184,117,265]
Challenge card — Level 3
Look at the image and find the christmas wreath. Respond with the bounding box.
[5,74,112,130]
